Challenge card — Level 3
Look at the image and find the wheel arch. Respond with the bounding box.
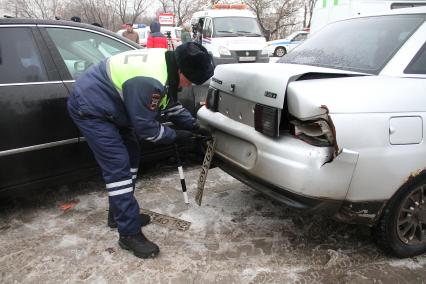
[274,46,286,55]
[375,168,426,222]
[336,168,426,226]
[373,168,426,257]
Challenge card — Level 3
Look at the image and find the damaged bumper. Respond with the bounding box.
[198,108,389,224]
[214,157,343,215]
[335,201,387,225]
[198,107,359,202]
[217,156,386,222]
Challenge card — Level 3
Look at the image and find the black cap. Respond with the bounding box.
[175,42,214,85]
[70,16,81,22]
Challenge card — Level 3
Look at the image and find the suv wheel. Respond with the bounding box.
[374,176,426,258]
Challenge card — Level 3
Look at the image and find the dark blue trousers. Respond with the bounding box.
[68,95,141,235]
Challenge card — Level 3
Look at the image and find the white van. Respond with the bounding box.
[190,5,269,66]
[310,0,426,34]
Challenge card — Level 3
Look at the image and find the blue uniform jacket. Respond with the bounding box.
[71,60,196,144]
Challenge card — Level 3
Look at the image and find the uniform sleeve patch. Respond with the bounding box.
[150,93,161,110]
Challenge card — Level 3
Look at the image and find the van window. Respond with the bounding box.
[203,18,213,38]
[213,17,262,37]
[293,33,308,42]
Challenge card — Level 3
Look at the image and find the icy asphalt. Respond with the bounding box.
[0,162,425,284]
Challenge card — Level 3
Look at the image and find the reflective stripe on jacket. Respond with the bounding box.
[107,49,168,95]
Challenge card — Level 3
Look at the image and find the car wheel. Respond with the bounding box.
[274,47,286,57]
[374,175,426,258]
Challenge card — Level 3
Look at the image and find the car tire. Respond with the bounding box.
[373,175,426,258]
[274,47,286,57]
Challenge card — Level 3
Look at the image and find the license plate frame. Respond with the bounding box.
[195,137,217,206]
[140,209,191,231]
[238,56,256,62]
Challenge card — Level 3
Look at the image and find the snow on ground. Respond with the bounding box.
[0,163,425,283]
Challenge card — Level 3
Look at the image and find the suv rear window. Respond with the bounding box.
[280,14,426,74]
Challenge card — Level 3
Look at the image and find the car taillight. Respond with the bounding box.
[254,104,279,137]
[291,119,334,147]
[206,87,219,112]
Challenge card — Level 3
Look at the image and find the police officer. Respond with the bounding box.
[67,42,214,259]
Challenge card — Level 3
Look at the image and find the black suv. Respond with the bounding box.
[0,19,200,195]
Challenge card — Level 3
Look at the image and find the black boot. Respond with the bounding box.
[119,231,160,259]
[108,210,151,228]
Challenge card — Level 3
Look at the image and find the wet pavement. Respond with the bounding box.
[1,163,425,283]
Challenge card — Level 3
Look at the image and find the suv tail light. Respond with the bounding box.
[291,119,334,147]
[206,87,219,112]
[254,104,279,137]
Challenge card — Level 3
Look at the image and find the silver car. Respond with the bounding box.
[198,7,426,257]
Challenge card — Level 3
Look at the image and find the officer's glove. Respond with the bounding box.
[175,130,194,145]
[193,124,212,140]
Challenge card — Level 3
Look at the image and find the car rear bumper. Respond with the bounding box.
[214,156,343,215]
[198,107,359,201]
[215,156,386,223]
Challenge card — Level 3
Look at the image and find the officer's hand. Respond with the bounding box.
[194,126,212,139]
[175,130,194,145]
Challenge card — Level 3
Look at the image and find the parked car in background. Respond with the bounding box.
[263,30,309,57]
[198,8,426,257]
[0,19,199,196]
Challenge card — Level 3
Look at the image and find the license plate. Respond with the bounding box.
[140,209,191,231]
[239,56,256,62]
[195,137,217,206]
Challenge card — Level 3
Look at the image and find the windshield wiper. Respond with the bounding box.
[236,31,262,37]
[216,30,239,37]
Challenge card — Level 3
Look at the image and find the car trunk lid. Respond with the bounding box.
[208,63,364,131]
[210,63,361,110]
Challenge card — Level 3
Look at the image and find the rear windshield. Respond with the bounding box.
[279,14,425,74]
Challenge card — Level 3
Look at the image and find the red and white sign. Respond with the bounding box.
[158,13,174,26]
